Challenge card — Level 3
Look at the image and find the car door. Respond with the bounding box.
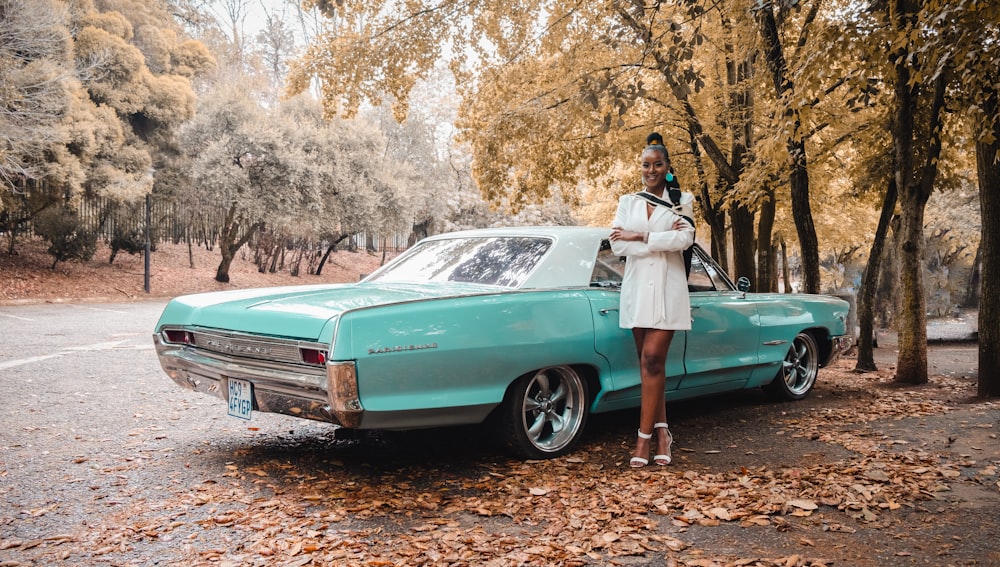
[677,253,761,395]
[586,242,684,403]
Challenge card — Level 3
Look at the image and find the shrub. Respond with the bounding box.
[34,207,98,269]
[109,226,145,265]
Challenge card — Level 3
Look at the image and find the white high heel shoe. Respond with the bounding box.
[653,422,672,466]
[630,430,652,468]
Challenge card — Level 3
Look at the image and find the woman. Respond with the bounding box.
[609,132,695,467]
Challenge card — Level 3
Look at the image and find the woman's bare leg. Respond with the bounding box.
[631,328,674,464]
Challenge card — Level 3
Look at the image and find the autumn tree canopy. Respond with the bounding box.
[291,0,999,389]
[0,0,215,239]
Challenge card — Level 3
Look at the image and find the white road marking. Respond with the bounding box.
[0,312,33,321]
[0,340,153,370]
[0,353,63,370]
[67,305,130,314]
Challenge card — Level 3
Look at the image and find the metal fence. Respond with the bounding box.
[72,196,409,254]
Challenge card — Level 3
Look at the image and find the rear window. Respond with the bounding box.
[365,237,553,288]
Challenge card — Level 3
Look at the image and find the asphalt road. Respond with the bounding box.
[0,301,335,565]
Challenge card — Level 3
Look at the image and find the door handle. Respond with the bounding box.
[599,308,619,316]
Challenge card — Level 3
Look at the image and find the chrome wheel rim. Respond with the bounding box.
[519,366,586,454]
[781,333,818,397]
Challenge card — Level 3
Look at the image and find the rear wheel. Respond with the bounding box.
[496,366,589,459]
[766,332,819,400]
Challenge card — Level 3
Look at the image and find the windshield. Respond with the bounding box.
[365,236,553,288]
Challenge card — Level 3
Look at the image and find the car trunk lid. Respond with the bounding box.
[164,282,493,340]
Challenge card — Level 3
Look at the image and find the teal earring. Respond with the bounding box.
[666,173,674,182]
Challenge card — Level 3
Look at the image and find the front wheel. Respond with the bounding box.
[495,366,589,459]
[766,332,819,401]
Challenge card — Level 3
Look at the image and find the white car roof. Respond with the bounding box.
[418,226,610,289]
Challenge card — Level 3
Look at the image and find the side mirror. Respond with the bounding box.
[737,277,751,293]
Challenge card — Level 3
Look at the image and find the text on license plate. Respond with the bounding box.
[228,378,252,420]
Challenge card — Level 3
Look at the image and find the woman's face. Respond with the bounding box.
[641,148,669,190]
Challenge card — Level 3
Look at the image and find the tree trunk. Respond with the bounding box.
[977,84,1000,398]
[726,54,755,288]
[789,153,820,294]
[215,246,235,283]
[688,131,727,268]
[215,204,239,283]
[408,219,430,247]
[315,233,351,276]
[756,187,776,292]
[893,63,947,385]
[754,0,820,293]
[214,203,261,283]
[731,203,756,287]
[895,202,929,383]
[963,243,981,309]
[316,242,336,276]
[855,178,898,372]
[780,236,791,293]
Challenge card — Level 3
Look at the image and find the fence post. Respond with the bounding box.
[144,194,151,293]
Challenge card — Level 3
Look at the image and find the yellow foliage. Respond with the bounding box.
[75,25,145,81]
[144,74,196,125]
[77,10,133,41]
[171,39,216,78]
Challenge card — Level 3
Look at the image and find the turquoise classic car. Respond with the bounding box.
[154,226,851,459]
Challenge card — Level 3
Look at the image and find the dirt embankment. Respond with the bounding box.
[0,237,389,304]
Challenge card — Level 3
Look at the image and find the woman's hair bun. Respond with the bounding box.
[646,132,664,147]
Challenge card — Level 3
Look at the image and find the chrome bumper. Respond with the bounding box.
[153,335,362,427]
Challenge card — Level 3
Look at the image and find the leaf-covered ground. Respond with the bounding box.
[3,357,996,567]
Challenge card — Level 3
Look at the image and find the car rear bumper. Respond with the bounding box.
[153,335,361,426]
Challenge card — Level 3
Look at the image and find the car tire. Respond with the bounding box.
[766,331,819,401]
[495,366,589,459]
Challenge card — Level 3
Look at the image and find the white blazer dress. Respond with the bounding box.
[610,191,696,331]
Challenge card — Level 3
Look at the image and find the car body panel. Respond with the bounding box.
[153,226,851,453]
[336,290,605,425]
[681,292,760,393]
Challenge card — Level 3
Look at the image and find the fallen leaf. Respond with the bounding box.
[786,499,819,511]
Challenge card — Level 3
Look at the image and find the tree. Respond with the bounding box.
[912,0,1000,395]
[751,0,821,293]
[2,0,214,256]
[869,0,999,385]
[0,0,74,195]
[977,83,1000,397]
[178,87,411,282]
[882,0,948,385]
[178,86,297,282]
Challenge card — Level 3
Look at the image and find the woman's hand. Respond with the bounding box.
[610,227,645,242]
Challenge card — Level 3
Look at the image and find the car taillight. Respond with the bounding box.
[300,348,327,365]
[163,329,195,345]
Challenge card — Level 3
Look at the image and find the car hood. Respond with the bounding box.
[158,281,495,340]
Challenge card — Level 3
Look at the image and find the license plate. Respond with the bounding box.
[227,378,253,420]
